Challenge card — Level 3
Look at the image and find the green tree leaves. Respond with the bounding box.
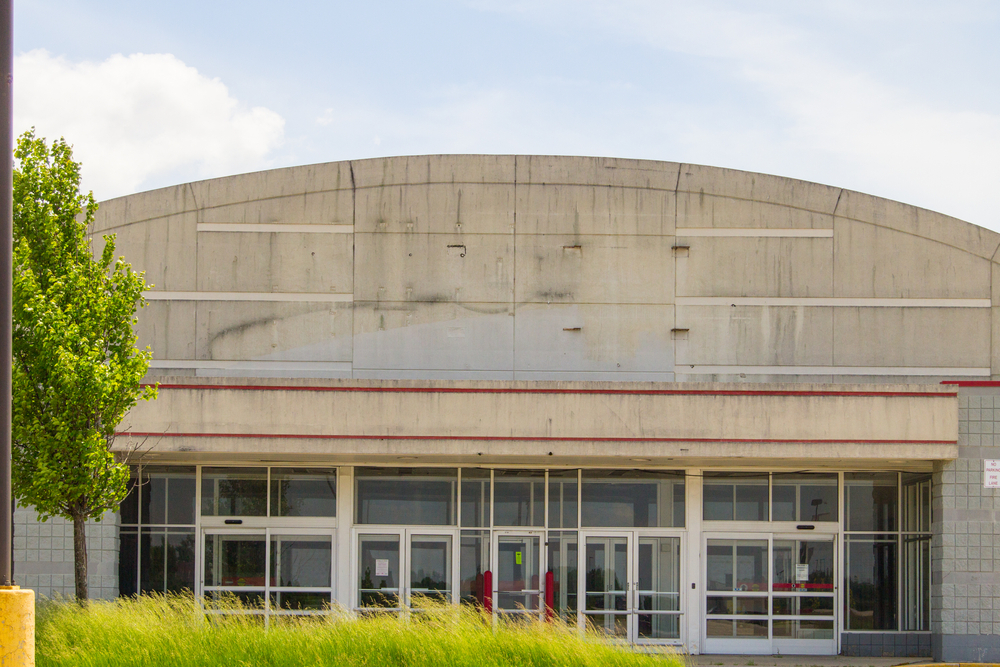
[12,129,157,599]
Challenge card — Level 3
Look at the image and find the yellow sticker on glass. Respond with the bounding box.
[515,551,522,565]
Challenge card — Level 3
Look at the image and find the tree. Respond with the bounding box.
[11,129,156,601]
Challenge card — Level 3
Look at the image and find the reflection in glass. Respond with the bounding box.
[141,528,196,593]
[845,472,897,531]
[358,534,401,608]
[204,534,266,587]
[409,534,452,604]
[202,468,268,517]
[902,534,931,631]
[584,536,628,612]
[119,529,138,596]
[772,619,834,639]
[772,540,834,592]
[772,596,834,616]
[355,468,456,525]
[703,473,768,521]
[141,466,197,525]
[771,473,838,522]
[637,536,681,639]
[902,473,932,533]
[547,531,578,620]
[270,591,331,611]
[581,470,684,528]
[270,469,336,518]
[460,530,490,606]
[706,539,768,592]
[496,535,540,613]
[585,613,628,638]
[846,535,897,630]
[548,470,578,529]
[494,470,544,526]
[269,535,331,588]
[460,469,490,528]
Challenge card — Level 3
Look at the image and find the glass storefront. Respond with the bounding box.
[118,465,932,650]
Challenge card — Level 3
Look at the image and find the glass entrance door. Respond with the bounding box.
[201,528,335,619]
[355,529,458,612]
[703,533,837,655]
[493,533,543,618]
[579,532,683,644]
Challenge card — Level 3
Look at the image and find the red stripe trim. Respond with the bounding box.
[941,381,1000,387]
[115,431,956,444]
[142,383,955,398]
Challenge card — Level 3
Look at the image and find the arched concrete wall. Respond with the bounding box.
[91,155,1000,382]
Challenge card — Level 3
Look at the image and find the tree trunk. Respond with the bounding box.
[72,513,88,603]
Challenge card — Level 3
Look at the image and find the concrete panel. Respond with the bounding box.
[354,183,514,234]
[513,303,673,373]
[354,232,512,303]
[676,192,834,230]
[515,184,675,236]
[833,307,990,368]
[678,163,840,214]
[515,155,679,189]
[119,380,958,460]
[353,301,513,372]
[188,162,355,211]
[196,232,353,293]
[197,189,354,226]
[675,305,833,366]
[515,234,673,304]
[352,154,514,188]
[194,301,352,362]
[676,237,833,297]
[834,219,991,298]
[98,214,198,291]
[136,301,196,360]
[836,188,1000,260]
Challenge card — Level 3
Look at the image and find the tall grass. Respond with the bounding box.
[36,594,683,667]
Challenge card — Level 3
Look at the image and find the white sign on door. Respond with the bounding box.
[375,559,389,577]
[985,460,1000,488]
[795,563,809,582]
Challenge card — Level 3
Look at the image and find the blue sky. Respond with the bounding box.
[14,1,1000,230]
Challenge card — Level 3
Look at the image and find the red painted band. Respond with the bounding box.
[142,383,955,398]
[115,431,956,445]
[941,381,1000,387]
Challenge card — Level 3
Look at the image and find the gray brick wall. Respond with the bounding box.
[12,502,119,600]
[931,391,1000,662]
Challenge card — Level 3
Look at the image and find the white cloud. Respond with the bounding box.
[14,50,285,200]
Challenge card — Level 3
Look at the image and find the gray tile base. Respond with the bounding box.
[840,633,931,658]
[933,634,1000,663]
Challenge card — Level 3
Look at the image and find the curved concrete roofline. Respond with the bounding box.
[92,154,1000,261]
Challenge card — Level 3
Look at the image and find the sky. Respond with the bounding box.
[12,1,1000,230]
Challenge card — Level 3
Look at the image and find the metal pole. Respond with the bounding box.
[0,0,12,586]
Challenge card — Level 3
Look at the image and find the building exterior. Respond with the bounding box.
[11,155,1000,661]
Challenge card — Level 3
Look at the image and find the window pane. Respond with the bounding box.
[355,468,455,525]
[204,533,266,588]
[141,466,196,525]
[140,529,165,593]
[165,530,195,592]
[902,473,931,532]
[845,472,897,532]
[270,468,337,518]
[772,473,838,522]
[270,535,331,588]
[845,535,898,630]
[358,534,400,608]
[119,529,138,596]
[493,470,544,527]
[460,530,490,606]
[547,531,578,620]
[703,473,767,522]
[902,534,931,631]
[460,469,490,528]
[120,470,139,525]
[201,468,267,517]
[581,470,684,528]
[548,470,578,529]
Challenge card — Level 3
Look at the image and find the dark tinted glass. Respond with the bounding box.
[581,470,684,528]
[120,472,139,525]
[548,470,578,529]
[270,468,337,517]
[493,470,544,526]
[846,473,897,531]
[772,473,838,522]
[845,535,898,630]
[118,529,138,596]
[355,468,455,525]
[141,466,196,525]
[460,469,490,528]
[202,468,268,517]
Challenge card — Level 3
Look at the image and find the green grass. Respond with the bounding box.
[36,594,684,667]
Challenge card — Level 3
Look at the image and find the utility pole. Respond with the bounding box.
[0,0,12,590]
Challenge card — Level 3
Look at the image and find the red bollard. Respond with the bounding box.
[545,571,555,621]
[483,570,493,614]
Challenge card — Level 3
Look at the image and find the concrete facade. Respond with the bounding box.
[13,155,1000,660]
